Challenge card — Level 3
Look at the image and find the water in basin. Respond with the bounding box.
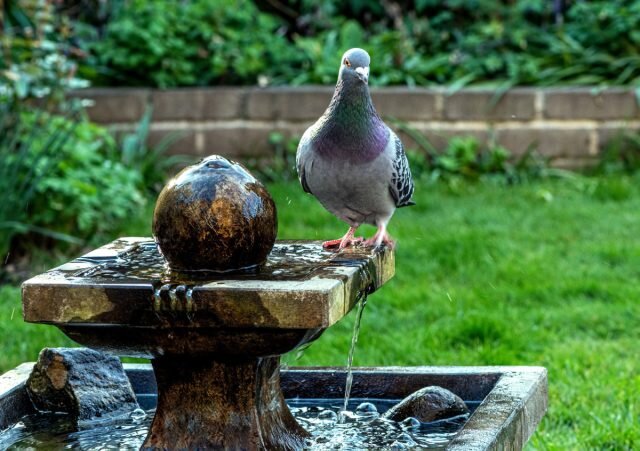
[0,398,477,450]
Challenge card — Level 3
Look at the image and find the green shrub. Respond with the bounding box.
[84,0,300,87]
[599,130,640,174]
[0,107,82,260]
[1,0,87,108]
[0,108,145,265]
[393,122,555,184]
[290,0,640,87]
[112,106,195,194]
[67,0,640,88]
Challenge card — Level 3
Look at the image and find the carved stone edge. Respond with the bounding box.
[22,239,395,329]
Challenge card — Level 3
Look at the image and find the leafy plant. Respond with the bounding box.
[62,0,640,89]
[0,108,145,269]
[247,132,299,183]
[82,0,300,87]
[391,120,551,184]
[0,106,82,262]
[598,130,640,174]
[113,105,194,194]
[1,0,88,109]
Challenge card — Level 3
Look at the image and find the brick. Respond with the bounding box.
[444,89,536,121]
[148,128,198,157]
[74,88,150,123]
[497,127,591,158]
[392,124,489,152]
[151,88,244,120]
[544,88,638,120]
[552,157,598,170]
[200,126,275,158]
[371,88,440,120]
[246,87,333,120]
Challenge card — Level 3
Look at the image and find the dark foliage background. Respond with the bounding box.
[34,0,640,88]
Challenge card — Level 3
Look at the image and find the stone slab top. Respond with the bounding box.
[22,238,394,330]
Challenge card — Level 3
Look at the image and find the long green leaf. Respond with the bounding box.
[0,221,83,244]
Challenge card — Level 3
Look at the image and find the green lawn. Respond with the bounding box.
[2,175,639,449]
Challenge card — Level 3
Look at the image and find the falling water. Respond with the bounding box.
[340,294,368,422]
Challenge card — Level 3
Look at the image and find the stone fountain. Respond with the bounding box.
[22,236,393,449]
[2,156,547,449]
[20,156,398,449]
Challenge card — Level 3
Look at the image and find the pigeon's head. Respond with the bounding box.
[338,48,370,85]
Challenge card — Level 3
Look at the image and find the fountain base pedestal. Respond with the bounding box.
[144,355,307,450]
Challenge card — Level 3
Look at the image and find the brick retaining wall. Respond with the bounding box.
[75,87,640,168]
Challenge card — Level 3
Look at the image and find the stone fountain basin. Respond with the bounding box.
[1,363,547,450]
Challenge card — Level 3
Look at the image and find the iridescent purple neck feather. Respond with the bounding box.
[311,76,389,164]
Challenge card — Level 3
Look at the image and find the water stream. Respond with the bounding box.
[340,295,368,422]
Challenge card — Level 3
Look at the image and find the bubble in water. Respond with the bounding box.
[130,408,147,424]
[355,402,378,417]
[317,409,338,422]
[395,432,417,446]
[400,417,421,430]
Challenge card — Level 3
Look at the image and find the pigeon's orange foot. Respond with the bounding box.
[322,236,364,250]
[364,231,395,249]
[323,226,362,251]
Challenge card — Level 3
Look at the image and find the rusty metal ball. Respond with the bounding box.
[152,155,277,272]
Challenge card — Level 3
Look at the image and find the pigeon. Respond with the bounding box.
[296,48,415,250]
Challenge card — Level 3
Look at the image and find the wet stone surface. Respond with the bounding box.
[22,238,394,330]
[152,156,277,272]
[69,240,360,282]
[26,348,139,422]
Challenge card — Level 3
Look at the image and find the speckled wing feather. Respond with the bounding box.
[389,133,415,208]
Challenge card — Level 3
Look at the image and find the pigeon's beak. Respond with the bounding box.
[355,66,369,84]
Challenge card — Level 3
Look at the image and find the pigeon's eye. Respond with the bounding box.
[344,58,351,67]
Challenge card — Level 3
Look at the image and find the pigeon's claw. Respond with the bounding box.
[364,224,395,249]
[323,226,362,251]
[364,234,395,250]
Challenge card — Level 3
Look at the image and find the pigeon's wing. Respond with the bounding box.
[296,129,313,194]
[388,132,415,208]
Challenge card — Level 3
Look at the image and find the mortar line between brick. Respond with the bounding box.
[397,119,640,130]
[434,91,444,119]
[589,129,599,156]
[104,119,640,132]
[239,90,250,120]
[195,132,205,154]
[535,91,544,120]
